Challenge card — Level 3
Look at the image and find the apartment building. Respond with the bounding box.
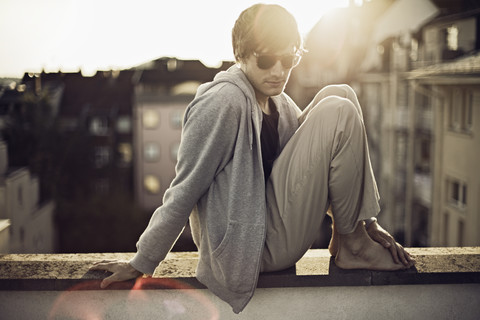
[0,139,56,253]
[134,91,192,211]
[410,48,480,247]
[286,0,479,247]
[356,0,480,246]
[133,58,232,211]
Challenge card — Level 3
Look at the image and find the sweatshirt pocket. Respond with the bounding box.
[211,221,264,293]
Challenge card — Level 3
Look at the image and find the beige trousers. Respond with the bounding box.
[261,84,380,272]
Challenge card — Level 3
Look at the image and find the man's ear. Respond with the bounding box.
[237,59,245,71]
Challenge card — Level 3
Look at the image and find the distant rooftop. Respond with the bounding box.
[410,52,480,79]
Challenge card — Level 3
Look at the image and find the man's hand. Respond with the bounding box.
[366,221,415,267]
[89,260,144,288]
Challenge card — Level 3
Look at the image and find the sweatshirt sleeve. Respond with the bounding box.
[130,84,243,275]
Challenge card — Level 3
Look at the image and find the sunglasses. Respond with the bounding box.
[253,52,302,70]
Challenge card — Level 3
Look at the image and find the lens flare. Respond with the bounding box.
[48,277,219,320]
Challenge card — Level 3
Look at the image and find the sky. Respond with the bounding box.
[0,0,350,78]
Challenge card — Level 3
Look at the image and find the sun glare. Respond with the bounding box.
[0,0,350,77]
[277,0,350,35]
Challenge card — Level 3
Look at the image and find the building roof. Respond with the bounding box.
[133,58,233,85]
[409,52,480,81]
[15,58,234,118]
[21,71,136,117]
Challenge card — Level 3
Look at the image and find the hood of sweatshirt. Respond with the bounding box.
[195,65,259,150]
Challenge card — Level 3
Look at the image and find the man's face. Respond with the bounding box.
[240,46,299,103]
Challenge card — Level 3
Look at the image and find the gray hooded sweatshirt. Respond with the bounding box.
[130,65,301,313]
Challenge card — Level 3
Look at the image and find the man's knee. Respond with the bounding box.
[312,84,355,104]
[318,84,355,99]
[309,95,358,122]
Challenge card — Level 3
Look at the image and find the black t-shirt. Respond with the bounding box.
[260,99,280,181]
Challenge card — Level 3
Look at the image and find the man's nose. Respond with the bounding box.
[270,60,286,77]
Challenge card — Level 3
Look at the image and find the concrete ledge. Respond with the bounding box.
[0,247,479,291]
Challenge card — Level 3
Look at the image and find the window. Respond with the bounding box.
[444,19,476,55]
[144,175,161,194]
[144,142,160,162]
[143,109,160,129]
[117,143,132,166]
[447,25,458,51]
[410,38,419,62]
[167,59,178,72]
[447,178,467,209]
[450,88,462,130]
[93,146,111,168]
[94,179,109,194]
[452,181,460,201]
[170,110,184,129]
[116,116,131,134]
[89,116,109,135]
[463,91,473,132]
[415,135,431,173]
[448,88,474,134]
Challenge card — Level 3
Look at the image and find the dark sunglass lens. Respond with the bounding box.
[280,55,300,68]
[280,56,293,68]
[257,55,276,69]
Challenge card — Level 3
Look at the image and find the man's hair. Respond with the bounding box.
[232,4,302,62]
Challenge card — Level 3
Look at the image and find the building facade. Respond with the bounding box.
[355,0,480,246]
[286,0,480,247]
[132,58,232,212]
[411,55,480,246]
[134,93,191,211]
[0,140,56,253]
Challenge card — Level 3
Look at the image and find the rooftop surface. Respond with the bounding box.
[0,247,479,291]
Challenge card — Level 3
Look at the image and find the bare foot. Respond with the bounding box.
[335,240,409,271]
[328,221,339,257]
[334,223,412,271]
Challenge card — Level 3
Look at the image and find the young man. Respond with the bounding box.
[91,4,414,313]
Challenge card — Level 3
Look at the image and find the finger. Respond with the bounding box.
[89,263,113,272]
[100,275,115,289]
[381,237,392,248]
[90,260,123,271]
[373,226,395,248]
[91,260,115,266]
[388,242,401,264]
[399,246,416,266]
[408,253,416,263]
[370,232,392,248]
[404,250,416,265]
[100,270,127,289]
[396,244,409,266]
